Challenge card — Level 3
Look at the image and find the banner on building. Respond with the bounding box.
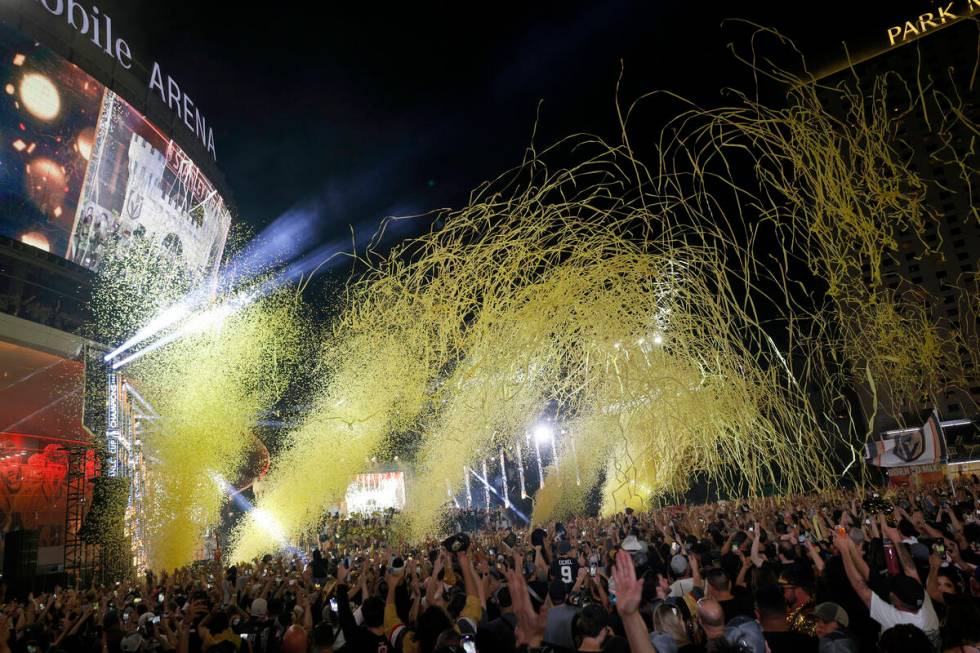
[866,409,948,467]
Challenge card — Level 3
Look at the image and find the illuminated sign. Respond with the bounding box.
[29,0,217,160]
[106,371,119,476]
[886,0,980,47]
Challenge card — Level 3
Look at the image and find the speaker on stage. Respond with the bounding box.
[2,530,39,599]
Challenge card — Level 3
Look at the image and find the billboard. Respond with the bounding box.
[0,22,229,281]
[345,472,407,515]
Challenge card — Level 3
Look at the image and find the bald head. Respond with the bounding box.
[697,598,726,639]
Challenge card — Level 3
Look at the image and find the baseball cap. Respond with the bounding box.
[557,540,572,555]
[120,633,144,653]
[908,542,931,562]
[531,528,548,547]
[889,575,924,610]
[723,615,766,653]
[622,535,643,552]
[250,597,268,617]
[813,602,849,628]
[650,632,679,653]
[670,554,689,576]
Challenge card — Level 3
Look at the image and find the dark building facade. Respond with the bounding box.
[815,14,979,459]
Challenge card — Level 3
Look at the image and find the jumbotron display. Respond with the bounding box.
[0,22,230,281]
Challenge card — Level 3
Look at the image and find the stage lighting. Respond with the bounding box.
[533,423,554,445]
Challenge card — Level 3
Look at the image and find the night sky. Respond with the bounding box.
[124,1,932,250]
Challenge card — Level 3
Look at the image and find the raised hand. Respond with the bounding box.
[504,566,547,647]
[611,549,642,616]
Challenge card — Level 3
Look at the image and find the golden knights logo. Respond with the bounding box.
[893,429,925,462]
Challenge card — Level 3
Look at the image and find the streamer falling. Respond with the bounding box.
[231,26,978,552]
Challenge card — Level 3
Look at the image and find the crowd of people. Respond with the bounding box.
[6,480,980,653]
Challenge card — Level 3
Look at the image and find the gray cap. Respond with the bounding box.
[723,616,766,653]
[650,632,679,653]
[813,602,849,628]
[622,535,644,552]
[670,554,688,576]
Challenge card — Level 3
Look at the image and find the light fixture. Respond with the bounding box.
[533,423,554,445]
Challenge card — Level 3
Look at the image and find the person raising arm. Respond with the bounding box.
[611,549,657,653]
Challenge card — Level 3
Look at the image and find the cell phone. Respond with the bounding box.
[589,563,597,577]
[240,634,249,641]
[797,535,806,544]
[329,598,338,613]
[748,526,754,533]
[461,634,476,653]
[934,542,946,556]
[158,593,165,604]
[151,616,160,625]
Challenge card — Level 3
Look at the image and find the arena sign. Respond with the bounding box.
[30,0,217,161]
[885,0,980,47]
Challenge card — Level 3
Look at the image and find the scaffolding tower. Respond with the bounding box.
[63,446,95,587]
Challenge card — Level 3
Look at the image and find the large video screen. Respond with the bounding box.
[345,472,407,515]
[0,23,229,281]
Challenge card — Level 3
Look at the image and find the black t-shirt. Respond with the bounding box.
[763,630,818,653]
[552,557,580,586]
[718,587,754,624]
